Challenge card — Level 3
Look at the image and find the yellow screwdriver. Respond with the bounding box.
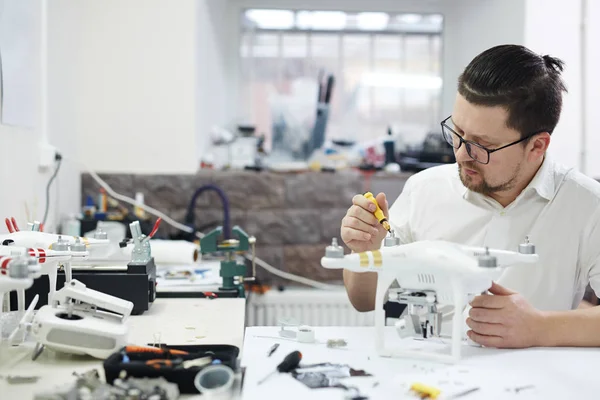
[364,192,391,232]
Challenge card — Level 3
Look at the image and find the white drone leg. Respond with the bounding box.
[64,261,72,282]
[17,289,25,313]
[48,269,57,304]
[375,272,397,357]
[374,274,387,356]
[450,278,465,362]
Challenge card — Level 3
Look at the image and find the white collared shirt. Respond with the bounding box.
[388,156,600,311]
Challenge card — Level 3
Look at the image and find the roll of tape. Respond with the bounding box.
[194,364,234,400]
[297,325,315,343]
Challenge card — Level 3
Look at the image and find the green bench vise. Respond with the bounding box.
[200,225,256,298]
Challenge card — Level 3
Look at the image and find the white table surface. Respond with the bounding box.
[239,326,600,400]
[0,297,246,399]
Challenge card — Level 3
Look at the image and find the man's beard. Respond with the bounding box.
[458,162,520,195]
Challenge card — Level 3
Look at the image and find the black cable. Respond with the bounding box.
[42,154,62,225]
[184,184,231,239]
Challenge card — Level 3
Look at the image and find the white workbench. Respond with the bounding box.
[0,298,246,399]
[240,326,600,400]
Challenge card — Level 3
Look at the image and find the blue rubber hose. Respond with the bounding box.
[185,184,231,239]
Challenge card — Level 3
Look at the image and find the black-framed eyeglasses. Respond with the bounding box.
[440,115,545,165]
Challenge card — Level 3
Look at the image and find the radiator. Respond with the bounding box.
[246,287,375,327]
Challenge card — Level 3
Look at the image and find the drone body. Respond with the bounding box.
[321,237,538,363]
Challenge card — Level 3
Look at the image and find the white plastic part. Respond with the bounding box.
[194,365,235,400]
[321,239,539,363]
[297,325,315,343]
[55,280,133,320]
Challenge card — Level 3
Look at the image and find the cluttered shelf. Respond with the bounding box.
[79,169,412,286]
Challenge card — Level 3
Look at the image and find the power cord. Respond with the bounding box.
[42,153,62,226]
[63,154,341,291]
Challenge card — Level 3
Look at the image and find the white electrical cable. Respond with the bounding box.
[65,155,342,290]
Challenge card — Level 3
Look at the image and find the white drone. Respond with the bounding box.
[321,234,538,363]
[1,217,110,303]
[1,217,111,256]
[0,253,40,318]
[9,279,133,360]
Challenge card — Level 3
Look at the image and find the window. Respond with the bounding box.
[240,9,443,155]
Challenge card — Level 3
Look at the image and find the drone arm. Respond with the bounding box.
[460,245,538,266]
[321,253,371,272]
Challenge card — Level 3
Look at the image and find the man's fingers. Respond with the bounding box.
[342,216,379,236]
[470,294,508,309]
[352,194,376,212]
[376,192,389,218]
[488,281,516,296]
[341,228,371,242]
[466,318,506,336]
[468,307,505,324]
[347,205,379,226]
[467,330,504,348]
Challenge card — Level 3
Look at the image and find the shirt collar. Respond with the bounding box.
[455,155,557,202]
[523,155,556,201]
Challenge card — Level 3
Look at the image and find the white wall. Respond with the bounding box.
[63,0,199,174]
[583,0,600,177]
[1,0,223,235]
[441,0,525,115]
[524,0,583,171]
[197,0,236,161]
[0,1,58,233]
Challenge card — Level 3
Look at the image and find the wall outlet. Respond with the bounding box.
[39,142,57,171]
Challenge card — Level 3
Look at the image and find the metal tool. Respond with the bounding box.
[257,350,302,385]
[448,387,480,398]
[410,382,440,399]
[267,343,279,357]
[1,375,40,384]
[199,225,256,297]
[364,192,391,232]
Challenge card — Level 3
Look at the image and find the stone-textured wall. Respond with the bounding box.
[81,170,410,285]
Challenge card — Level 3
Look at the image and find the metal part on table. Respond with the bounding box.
[325,238,344,258]
[33,369,179,400]
[384,230,401,247]
[93,227,108,240]
[51,236,70,251]
[326,339,347,348]
[129,221,152,264]
[388,289,441,339]
[477,247,497,268]
[70,238,87,252]
[1,375,40,384]
[9,256,30,279]
[518,236,535,254]
[200,225,256,298]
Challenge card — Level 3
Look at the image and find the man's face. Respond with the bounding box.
[451,94,528,196]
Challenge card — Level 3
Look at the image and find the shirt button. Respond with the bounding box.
[499,211,505,216]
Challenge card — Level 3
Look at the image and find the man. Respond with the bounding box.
[340,44,600,349]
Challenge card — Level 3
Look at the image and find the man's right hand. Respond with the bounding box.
[340,192,389,253]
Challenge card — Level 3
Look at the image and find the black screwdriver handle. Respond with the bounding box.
[277,351,302,373]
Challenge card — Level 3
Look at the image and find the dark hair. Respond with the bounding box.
[457,44,567,139]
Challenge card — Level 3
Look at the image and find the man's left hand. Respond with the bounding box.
[466,282,546,348]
